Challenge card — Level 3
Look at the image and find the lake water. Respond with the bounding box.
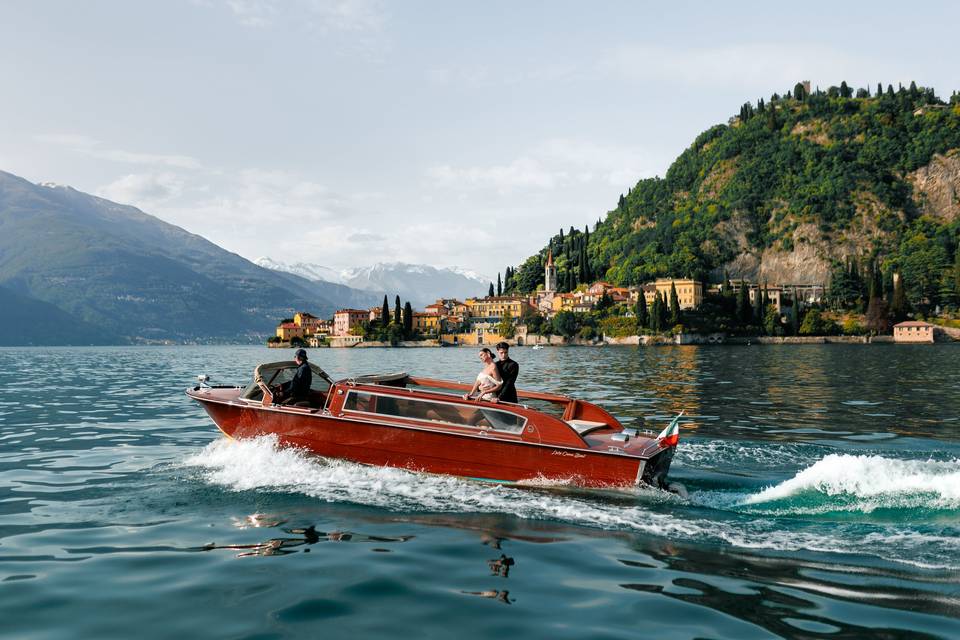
[1,344,958,639]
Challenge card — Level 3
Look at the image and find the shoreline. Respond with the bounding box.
[265,333,955,349]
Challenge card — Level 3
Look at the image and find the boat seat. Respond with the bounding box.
[566,419,609,435]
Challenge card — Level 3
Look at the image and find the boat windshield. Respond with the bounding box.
[343,390,526,434]
[241,361,332,401]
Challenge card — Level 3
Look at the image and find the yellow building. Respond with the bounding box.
[464,296,530,321]
[442,322,506,346]
[551,293,577,313]
[276,322,305,341]
[413,312,440,333]
[644,279,703,309]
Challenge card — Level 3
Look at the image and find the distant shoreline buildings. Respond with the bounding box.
[266,255,934,347]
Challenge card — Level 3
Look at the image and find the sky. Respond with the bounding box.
[2,1,958,279]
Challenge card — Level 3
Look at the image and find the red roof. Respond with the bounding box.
[894,321,934,328]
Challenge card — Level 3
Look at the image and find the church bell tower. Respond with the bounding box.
[544,250,557,293]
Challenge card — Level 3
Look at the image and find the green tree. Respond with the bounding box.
[891,274,908,321]
[865,295,891,334]
[394,295,402,325]
[496,310,516,339]
[763,305,783,336]
[669,281,681,325]
[488,282,495,297]
[793,82,806,101]
[552,310,578,338]
[737,283,752,326]
[496,273,502,297]
[381,295,390,325]
[635,294,649,330]
[799,308,838,336]
[402,301,413,336]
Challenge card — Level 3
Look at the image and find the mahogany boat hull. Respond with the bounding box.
[191,393,669,488]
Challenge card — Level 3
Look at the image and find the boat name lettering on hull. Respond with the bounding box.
[551,450,586,459]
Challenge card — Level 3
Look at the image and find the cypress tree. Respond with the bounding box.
[891,273,908,321]
[649,293,662,332]
[488,282,494,297]
[381,295,389,325]
[658,291,669,329]
[877,82,883,98]
[754,285,764,323]
[403,301,413,336]
[791,289,800,335]
[669,281,681,325]
[737,282,752,325]
[636,293,648,331]
[394,295,402,325]
[497,273,502,297]
[767,106,779,131]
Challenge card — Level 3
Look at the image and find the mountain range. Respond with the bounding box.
[0,170,380,344]
[255,258,490,309]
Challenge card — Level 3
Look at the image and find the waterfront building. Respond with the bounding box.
[641,279,703,309]
[276,322,305,341]
[893,321,935,343]
[464,296,531,323]
[333,309,369,336]
[413,312,440,333]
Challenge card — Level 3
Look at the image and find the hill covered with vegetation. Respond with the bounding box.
[505,82,960,313]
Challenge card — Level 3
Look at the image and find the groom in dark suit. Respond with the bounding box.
[494,342,519,404]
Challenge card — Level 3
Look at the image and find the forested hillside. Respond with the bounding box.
[505,82,960,312]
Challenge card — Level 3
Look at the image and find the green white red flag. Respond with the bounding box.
[657,411,683,447]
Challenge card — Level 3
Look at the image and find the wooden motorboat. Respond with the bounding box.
[186,361,681,489]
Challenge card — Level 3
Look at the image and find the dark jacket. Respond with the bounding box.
[495,358,519,404]
[281,362,312,400]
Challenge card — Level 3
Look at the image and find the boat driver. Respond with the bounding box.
[274,348,312,405]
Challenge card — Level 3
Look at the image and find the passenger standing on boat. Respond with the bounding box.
[493,342,519,404]
[274,348,312,404]
[463,348,502,401]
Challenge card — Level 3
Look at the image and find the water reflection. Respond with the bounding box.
[201,521,415,558]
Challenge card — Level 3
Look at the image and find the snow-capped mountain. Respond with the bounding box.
[254,257,345,284]
[256,258,491,308]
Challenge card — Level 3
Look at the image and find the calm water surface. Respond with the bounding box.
[1,345,958,639]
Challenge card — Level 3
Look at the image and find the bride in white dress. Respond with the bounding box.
[463,348,503,401]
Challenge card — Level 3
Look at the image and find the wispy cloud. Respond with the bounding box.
[425,138,659,195]
[98,172,186,205]
[224,0,277,27]
[217,0,386,32]
[36,133,202,169]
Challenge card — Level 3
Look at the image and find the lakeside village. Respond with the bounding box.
[269,252,958,349]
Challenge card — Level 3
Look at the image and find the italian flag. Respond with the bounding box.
[657,411,683,447]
